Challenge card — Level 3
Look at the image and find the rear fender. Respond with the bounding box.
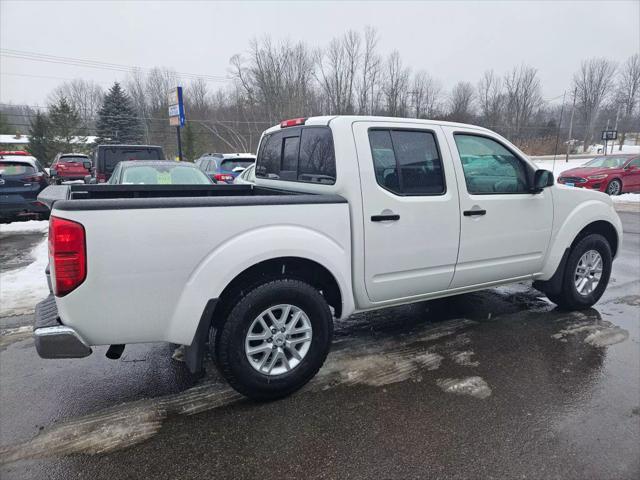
[166,225,353,345]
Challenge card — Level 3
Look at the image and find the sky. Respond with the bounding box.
[1,0,639,107]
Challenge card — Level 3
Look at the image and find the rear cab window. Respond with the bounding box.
[256,126,336,184]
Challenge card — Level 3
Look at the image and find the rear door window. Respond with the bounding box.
[256,127,336,184]
[368,129,445,195]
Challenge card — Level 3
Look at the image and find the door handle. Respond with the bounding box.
[463,209,486,217]
[371,214,400,222]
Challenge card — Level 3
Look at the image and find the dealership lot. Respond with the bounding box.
[0,210,638,480]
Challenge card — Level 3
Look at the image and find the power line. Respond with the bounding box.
[0,48,231,83]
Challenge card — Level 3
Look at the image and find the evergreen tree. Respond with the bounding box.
[182,122,196,161]
[48,97,85,153]
[26,111,53,164]
[0,112,9,133]
[96,82,143,144]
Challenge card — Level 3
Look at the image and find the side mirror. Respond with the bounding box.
[83,161,92,170]
[532,169,554,193]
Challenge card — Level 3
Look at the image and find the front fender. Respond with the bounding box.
[538,198,622,280]
[166,224,353,344]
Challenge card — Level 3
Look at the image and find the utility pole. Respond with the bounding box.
[565,87,577,163]
[604,119,610,156]
[552,91,566,172]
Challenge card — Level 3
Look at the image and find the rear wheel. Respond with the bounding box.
[548,233,612,310]
[606,179,622,196]
[213,278,333,400]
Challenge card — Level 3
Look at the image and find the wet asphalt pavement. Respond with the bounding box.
[1,212,638,479]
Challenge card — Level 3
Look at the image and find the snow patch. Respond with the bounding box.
[437,376,492,399]
[612,193,640,204]
[552,320,629,347]
[0,325,33,350]
[0,238,49,316]
[450,350,479,367]
[0,220,48,234]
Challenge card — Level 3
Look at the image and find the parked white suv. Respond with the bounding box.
[35,116,622,400]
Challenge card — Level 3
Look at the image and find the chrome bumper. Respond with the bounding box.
[34,295,92,359]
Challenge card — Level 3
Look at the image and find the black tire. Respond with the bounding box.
[550,233,612,310]
[214,278,333,400]
[605,178,622,196]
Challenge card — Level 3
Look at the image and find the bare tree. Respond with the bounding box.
[188,78,209,114]
[356,26,383,115]
[315,31,361,114]
[616,54,640,149]
[447,81,475,123]
[411,71,442,118]
[384,51,410,117]
[48,79,104,126]
[503,65,542,139]
[477,70,504,129]
[572,58,617,151]
[232,37,316,121]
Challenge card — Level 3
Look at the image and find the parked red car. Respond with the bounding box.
[557,154,640,195]
[50,153,92,184]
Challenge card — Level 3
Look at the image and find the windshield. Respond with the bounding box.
[103,148,163,172]
[221,159,254,171]
[0,162,35,176]
[583,156,628,168]
[120,164,212,185]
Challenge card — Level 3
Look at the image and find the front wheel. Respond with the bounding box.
[549,233,612,310]
[606,179,622,196]
[213,279,333,400]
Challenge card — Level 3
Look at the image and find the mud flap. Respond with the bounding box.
[533,248,570,296]
[184,298,218,374]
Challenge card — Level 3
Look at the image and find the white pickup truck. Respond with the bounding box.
[35,116,622,400]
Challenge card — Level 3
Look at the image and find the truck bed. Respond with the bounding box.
[38,184,346,211]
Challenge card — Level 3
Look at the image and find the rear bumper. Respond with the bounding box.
[33,295,92,359]
[0,194,49,220]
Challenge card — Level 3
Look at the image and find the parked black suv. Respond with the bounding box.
[0,152,50,223]
[91,145,165,183]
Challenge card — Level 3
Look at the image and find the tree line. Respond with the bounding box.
[0,28,637,163]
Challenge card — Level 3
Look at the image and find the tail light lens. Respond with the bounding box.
[24,173,44,182]
[96,173,107,183]
[280,117,306,128]
[49,216,86,296]
[214,173,234,182]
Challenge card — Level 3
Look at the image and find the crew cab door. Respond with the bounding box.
[443,127,553,288]
[353,121,461,303]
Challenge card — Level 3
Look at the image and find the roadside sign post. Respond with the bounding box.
[168,87,186,161]
[601,130,617,156]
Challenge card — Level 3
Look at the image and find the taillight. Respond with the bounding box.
[214,173,234,182]
[24,173,44,182]
[49,216,86,296]
[280,117,306,128]
[97,173,107,183]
